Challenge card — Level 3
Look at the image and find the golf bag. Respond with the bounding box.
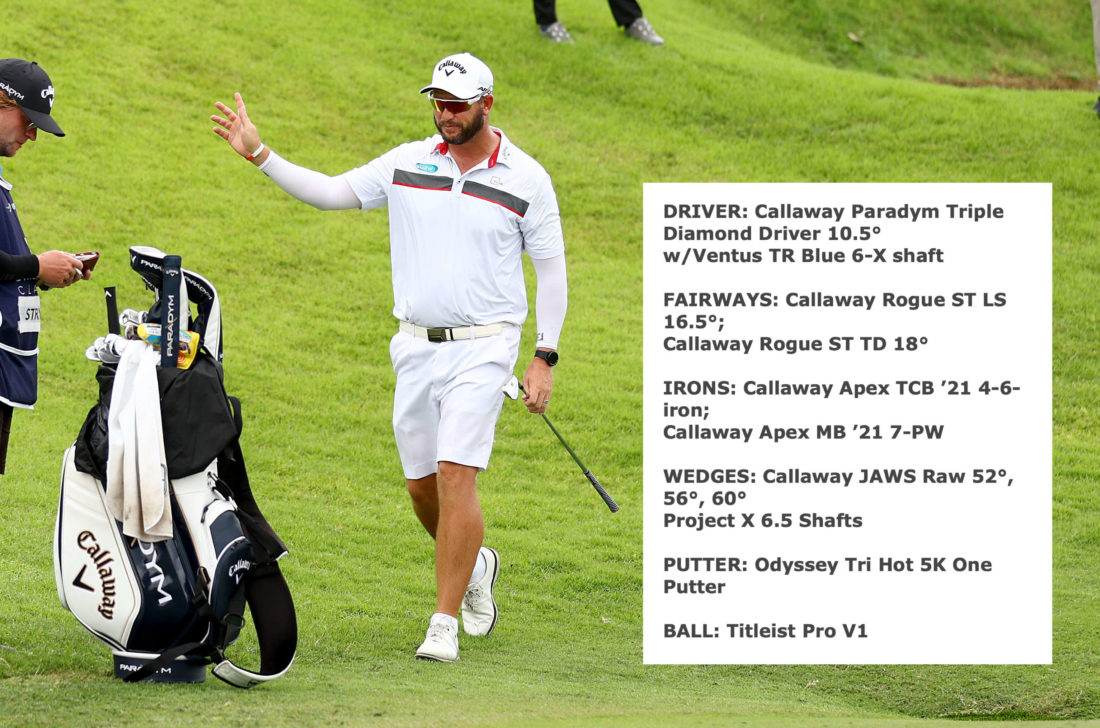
[54,247,297,687]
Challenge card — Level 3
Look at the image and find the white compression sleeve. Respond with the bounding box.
[256,150,361,211]
[531,254,568,350]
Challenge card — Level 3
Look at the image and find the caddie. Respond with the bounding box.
[212,52,567,662]
[0,58,90,474]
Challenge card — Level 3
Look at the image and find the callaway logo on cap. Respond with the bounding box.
[0,58,64,136]
[419,52,494,101]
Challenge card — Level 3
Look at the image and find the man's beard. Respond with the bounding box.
[435,106,485,146]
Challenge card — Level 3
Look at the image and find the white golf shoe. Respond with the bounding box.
[462,546,500,636]
[415,616,459,662]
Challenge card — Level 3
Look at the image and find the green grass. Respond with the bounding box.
[0,0,1097,725]
[696,0,1092,84]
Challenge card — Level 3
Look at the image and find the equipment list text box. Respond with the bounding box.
[642,183,1051,664]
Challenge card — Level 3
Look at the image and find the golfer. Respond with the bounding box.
[1,58,90,474]
[212,52,567,662]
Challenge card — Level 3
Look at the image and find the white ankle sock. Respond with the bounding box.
[468,549,487,586]
[431,612,459,631]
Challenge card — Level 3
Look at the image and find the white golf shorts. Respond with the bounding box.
[389,325,520,479]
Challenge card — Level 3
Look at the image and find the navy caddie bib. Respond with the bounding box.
[0,174,39,408]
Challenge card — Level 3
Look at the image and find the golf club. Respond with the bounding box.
[104,286,119,335]
[503,376,619,512]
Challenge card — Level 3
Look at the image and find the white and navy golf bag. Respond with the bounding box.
[54,247,297,686]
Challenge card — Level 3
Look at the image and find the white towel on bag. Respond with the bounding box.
[105,340,172,541]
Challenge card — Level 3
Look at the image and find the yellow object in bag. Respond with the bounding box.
[135,323,202,370]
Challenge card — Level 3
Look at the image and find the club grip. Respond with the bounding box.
[104,286,119,336]
[584,470,619,512]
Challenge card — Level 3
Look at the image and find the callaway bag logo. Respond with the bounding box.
[75,531,118,619]
[228,559,251,585]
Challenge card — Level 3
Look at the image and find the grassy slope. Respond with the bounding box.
[701,0,1093,84]
[1,0,1097,725]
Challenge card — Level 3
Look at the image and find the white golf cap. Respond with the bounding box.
[419,52,494,100]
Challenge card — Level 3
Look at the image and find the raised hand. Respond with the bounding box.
[211,92,263,160]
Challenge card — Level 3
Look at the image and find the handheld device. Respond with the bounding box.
[75,251,100,272]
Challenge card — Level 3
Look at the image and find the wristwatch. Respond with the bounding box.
[534,349,558,367]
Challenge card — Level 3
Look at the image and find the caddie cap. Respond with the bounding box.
[0,59,64,136]
[419,52,493,100]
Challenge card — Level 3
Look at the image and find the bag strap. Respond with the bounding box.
[121,570,227,683]
[220,397,288,562]
[123,561,297,687]
[211,561,297,687]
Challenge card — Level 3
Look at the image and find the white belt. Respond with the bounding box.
[399,321,511,342]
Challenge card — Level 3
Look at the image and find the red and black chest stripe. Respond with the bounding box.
[392,169,454,191]
[460,181,529,218]
[391,169,530,218]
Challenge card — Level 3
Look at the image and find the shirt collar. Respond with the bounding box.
[433,127,510,169]
[0,166,11,191]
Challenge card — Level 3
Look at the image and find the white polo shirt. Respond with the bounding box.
[340,127,564,328]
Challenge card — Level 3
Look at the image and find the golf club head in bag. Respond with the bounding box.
[129,246,223,362]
